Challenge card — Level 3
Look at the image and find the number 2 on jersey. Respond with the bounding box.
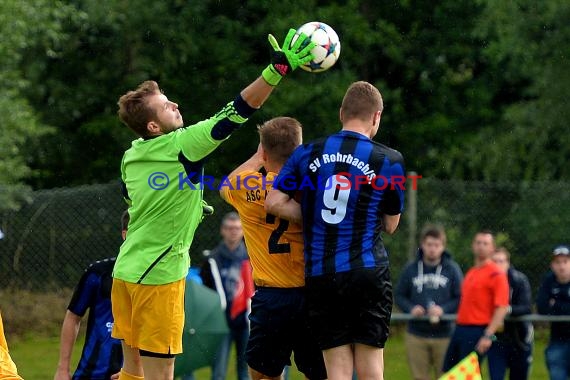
[265,214,291,254]
[321,175,350,224]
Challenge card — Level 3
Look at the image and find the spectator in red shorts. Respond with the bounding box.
[442,230,509,374]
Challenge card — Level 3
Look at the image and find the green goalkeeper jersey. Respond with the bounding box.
[113,96,256,285]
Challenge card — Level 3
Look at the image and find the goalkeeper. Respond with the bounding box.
[111,29,315,380]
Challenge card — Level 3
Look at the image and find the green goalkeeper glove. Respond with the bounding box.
[261,29,316,86]
[200,199,214,222]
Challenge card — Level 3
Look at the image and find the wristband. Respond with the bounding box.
[483,334,497,342]
[261,64,283,86]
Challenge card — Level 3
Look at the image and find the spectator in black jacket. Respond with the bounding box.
[537,245,570,380]
[199,212,253,380]
[488,247,533,380]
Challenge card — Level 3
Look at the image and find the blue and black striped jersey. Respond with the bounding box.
[275,130,405,277]
[69,258,122,380]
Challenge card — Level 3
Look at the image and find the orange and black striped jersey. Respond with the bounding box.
[221,170,305,288]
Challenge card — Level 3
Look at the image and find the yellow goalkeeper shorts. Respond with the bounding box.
[111,278,185,354]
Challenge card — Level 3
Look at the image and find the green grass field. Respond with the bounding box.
[9,330,549,380]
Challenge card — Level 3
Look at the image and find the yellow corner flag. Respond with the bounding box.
[438,352,482,380]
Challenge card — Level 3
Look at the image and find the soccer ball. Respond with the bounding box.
[294,22,341,73]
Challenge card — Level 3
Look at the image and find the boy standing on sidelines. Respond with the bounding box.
[396,225,463,380]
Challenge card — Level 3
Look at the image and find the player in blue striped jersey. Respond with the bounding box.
[266,81,404,380]
[54,211,129,380]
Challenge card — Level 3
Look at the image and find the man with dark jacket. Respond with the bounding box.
[537,245,570,380]
[395,225,463,380]
[489,247,533,380]
[200,212,254,380]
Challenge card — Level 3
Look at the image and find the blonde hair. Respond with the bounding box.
[258,117,302,165]
[340,81,383,122]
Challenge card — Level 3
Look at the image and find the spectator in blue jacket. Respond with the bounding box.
[395,224,463,380]
[488,247,533,380]
[537,245,570,380]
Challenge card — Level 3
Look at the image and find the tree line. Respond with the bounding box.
[1,0,569,211]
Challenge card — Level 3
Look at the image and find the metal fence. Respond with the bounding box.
[1,178,569,292]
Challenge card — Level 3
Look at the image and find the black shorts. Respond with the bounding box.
[305,266,392,350]
[246,287,327,380]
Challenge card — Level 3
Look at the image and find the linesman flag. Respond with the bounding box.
[229,260,254,320]
[437,352,482,380]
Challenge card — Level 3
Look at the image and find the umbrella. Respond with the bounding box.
[174,280,229,375]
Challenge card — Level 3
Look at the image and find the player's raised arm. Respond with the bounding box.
[177,30,315,162]
[265,189,302,226]
[264,142,304,224]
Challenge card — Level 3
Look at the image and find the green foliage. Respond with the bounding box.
[0,94,44,210]
[461,0,570,180]
[2,0,568,189]
[0,0,71,210]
